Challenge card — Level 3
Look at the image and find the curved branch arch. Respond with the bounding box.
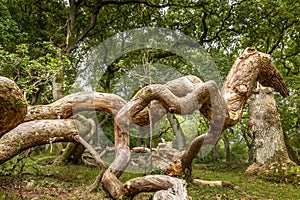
[0,47,289,199]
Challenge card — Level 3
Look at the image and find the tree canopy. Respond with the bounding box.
[0,0,300,198]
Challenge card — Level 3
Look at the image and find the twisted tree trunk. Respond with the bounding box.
[0,48,290,199]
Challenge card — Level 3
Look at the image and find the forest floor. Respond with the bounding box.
[0,155,299,200]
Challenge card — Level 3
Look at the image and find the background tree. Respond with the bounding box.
[1,1,299,193]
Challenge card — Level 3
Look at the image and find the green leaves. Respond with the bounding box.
[0,42,71,104]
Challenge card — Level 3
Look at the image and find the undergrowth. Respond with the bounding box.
[0,155,300,199]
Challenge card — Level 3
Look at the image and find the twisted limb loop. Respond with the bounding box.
[102,48,289,198]
[0,48,290,199]
[102,79,228,197]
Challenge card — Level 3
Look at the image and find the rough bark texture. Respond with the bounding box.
[0,48,290,199]
[193,179,239,190]
[25,92,126,121]
[248,85,289,166]
[0,119,92,164]
[100,48,289,197]
[0,76,27,136]
[124,175,189,200]
[245,85,299,182]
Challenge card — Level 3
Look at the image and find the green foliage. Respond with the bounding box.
[0,42,71,104]
[1,156,300,199]
[1,0,300,174]
[0,2,27,51]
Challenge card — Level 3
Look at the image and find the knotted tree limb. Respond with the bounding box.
[0,119,93,164]
[0,48,290,199]
[102,80,226,197]
[25,92,126,122]
[180,48,289,177]
[102,48,289,198]
[124,175,189,200]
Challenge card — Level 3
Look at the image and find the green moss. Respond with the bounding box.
[249,152,300,184]
[133,86,153,100]
[13,96,27,111]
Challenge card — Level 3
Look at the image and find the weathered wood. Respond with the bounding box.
[101,48,289,197]
[221,47,289,126]
[246,84,291,174]
[0,119,92,164]
[124,175,189,200]
[244,85,300,183]
[132,75,203,126]
[102,80,222,197]
[25,92,126,121]
[74,134,106,174]
[0,48,290,199]
[0,76,27,136]
[249,85,289,165]
[181,47,289,177]
[193,179,238,190]
[53,115,97,164]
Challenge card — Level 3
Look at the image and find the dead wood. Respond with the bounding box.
[193,179,239,190]
[101,48,289,197]
[0,48,290,199]
[25,92,126,121]
[124,175,189,200]
[245,84,299,182]
[0,119,92,164]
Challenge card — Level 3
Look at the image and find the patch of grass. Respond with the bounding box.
[189,163,300,200]
[1,157,300,199]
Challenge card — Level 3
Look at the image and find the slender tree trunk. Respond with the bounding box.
[212,144,219,163]
[167,113,186,151]
[283,131,300,165]
[240,124,254,165]
[296,114,300,143]
[222,133,231,165]
[52,71,64,101]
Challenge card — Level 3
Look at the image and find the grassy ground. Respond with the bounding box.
[0,157,299,199]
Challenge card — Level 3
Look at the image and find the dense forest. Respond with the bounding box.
[0,0,300,199]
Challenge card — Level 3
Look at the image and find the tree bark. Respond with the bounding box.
[247,85,289,166]
[0,119,92,164]
[245,85,298,182]
[124,175,189,200]
[222,132,231,165]
[0,76,27,136]
[193,179,238,190]
[100,48,290,197]
[212,144,219,163]
[25,91,126,121]
[0,48,291,199]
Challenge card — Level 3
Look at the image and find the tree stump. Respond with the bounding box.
[246,85,300,183]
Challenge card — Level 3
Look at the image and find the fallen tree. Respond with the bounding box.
[0,47,290,199]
